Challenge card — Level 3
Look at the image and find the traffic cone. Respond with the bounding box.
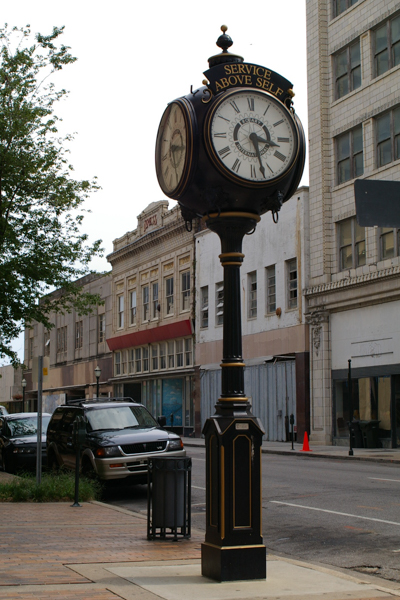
[301,431,312,452]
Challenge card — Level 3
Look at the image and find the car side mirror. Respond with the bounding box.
[157,415,166,428]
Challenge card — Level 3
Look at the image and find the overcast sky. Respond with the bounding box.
[4,0,308,362]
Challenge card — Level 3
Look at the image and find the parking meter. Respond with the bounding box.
[289,414,295,450]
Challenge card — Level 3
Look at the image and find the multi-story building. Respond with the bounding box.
[306,0,400,446]
[106,201,199,436]
[0,365,24,413]
[195,187,310,442]
[23,272,113,412]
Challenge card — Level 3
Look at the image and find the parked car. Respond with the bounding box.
[46,398,186,483]
[0,406,9,416]
[0,412,51,473]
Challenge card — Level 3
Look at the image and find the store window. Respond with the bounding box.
[142,347,149,372]
[185,339,192,366]
[336,125,363,184]
[375,107,400,168]
[338,217,366,270]
[135,348,142,373]
[374,14,400,77]
[160,343,166,369]
[335,40,361,99]
[151,344,158,371]
[176,340,184,367]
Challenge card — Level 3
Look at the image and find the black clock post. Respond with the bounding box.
[155,26,306,582]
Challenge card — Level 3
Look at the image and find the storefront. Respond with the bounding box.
[331,302,400,448]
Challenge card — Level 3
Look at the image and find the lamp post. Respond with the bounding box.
[94,366,101,399]
[21,378,26,412]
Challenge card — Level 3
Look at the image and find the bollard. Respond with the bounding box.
[290,413,295,450]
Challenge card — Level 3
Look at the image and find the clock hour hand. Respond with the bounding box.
[249,132,266,178]
[253,135,280,147]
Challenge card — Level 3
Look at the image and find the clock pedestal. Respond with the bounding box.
[201,212,266,582]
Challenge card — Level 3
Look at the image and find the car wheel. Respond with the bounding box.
[47,451,59,473]
[81,457,97,480]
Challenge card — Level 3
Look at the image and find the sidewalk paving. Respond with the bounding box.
[1,484,400,599]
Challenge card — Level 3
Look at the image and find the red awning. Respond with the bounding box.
[106,319,192,352]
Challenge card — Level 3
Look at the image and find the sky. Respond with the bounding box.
[3,0,308,363]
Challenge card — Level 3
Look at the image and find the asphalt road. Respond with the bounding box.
[105,446,400,583]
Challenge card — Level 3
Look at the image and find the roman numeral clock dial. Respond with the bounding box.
[205,89,299,186]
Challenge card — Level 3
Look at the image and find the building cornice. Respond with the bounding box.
[305,265,400,298]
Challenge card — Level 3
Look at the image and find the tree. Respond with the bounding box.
[0,25,103,366]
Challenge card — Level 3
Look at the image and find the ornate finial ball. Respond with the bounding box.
[216,25,233,52]
[221,25,228,33]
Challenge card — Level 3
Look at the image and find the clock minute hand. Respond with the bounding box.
[249,132,266,178]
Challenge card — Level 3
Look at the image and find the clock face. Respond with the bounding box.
[155,101,190,197]
[205,89,298,186]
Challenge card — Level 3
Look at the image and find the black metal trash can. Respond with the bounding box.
[359,420,381,448]
[349,421,364,448]
[147,456,191,541]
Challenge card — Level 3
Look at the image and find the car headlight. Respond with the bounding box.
[168,438,184,451]
[95,446,121,458]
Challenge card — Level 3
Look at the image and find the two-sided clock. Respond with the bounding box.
[155,99,195,198]
[204,88,300,187]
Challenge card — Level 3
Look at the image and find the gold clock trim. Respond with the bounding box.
[204,88,300,189]
[220,363,246,367]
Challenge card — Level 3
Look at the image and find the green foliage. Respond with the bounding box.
[0,25,103,365]
[0,471,101,502]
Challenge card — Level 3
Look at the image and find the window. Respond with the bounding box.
[152,283,159,318]
[248,271,257,318]
[185,338,192,366]
[165,277,174,315]
[287,259,298,309]
[117,295,124,329]
[128,349,135,373]
[176,340,184,367]
[143,346,149,372]
[380,227,400,259]
[160,343,166,369]
[335,40,361,99]
[338,218,366,270]
[151,344,158,370]
[168,341,174,368]
[200,286,208,328]
[75,321,83,349]
[266,265,276,313]
[134,348,142,372]
[181,271,190,311]
[333,0,358,18]
[142,286,149,321]
[115,351,121,376]
[374,14,400,77]
[57,326,67,353]
[44,331,50,357]
[98,314,105,343]
[29,337,34,359]
[129,291,137,325]
[216,282,224,326]
[336,125,363,184]
[376,107,400,167]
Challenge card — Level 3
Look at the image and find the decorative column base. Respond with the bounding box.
[202,542,266,582]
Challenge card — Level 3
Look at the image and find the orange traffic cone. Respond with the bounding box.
[301,431,312,452]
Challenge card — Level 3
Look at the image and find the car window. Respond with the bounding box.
[7,415,51,437]
[59,409,79,432]
[86,405,157,431]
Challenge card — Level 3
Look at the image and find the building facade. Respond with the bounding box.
[195,187,310,441]
[23,272,113,413]
[106,201,199,436]
[306,0,400,446]
[0,365,24,413]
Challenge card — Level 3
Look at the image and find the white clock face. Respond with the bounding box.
[156,102,188,195]
[207,89,298,184]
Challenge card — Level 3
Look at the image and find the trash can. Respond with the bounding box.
[359,420,381,448]
[147,456,191,540]
[349,421,364,448]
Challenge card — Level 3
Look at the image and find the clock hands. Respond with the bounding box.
[251,134,280,148]
[250,132,281,178]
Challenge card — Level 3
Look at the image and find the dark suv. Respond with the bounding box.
[46,399,185,483]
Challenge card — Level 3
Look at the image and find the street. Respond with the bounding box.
[105,446,400,584]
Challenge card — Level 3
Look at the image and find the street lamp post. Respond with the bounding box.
[21,378,27,412]
[94,366,101,399]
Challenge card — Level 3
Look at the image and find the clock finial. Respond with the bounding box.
[208,25,244,68]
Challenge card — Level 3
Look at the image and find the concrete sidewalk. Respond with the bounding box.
[1,494,400,600]
[183,436,400,464]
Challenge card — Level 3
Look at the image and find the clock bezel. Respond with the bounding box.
[204,88,300,189]
[155,98,195,199]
